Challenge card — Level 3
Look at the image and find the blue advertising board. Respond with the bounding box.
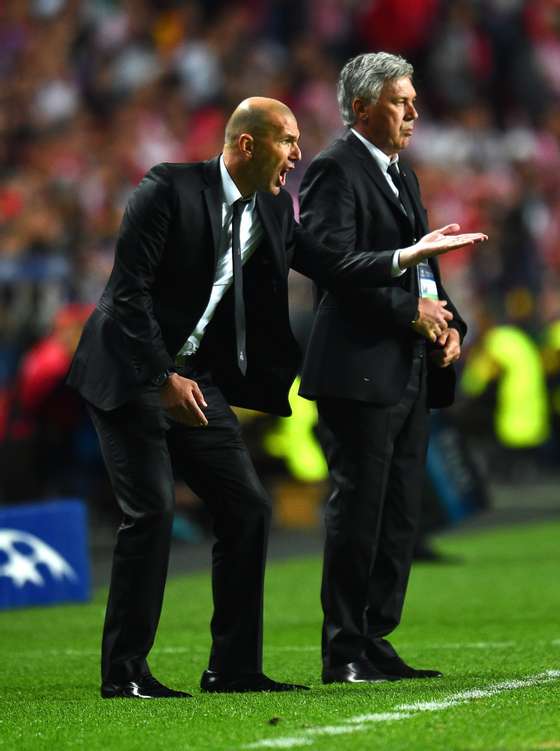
[0,499,91,609]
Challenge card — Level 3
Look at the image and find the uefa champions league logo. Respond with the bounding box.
[0,529,77,588]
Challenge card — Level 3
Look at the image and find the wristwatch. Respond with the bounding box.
[151,369,173,387]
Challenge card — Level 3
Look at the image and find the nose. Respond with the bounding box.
[291,142,302,162]
[407,102,418,120]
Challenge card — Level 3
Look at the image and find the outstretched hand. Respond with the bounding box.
[399,224,488,268]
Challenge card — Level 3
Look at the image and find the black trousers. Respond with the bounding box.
[87,364,271,684]
[317,350,429,669]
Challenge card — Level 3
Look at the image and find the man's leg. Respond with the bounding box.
[166,372,272,676]
[88,388,175,686]
[364,358,441,678]
[318,352,428,674]
[365,414,429,662]
[317,397,395,670]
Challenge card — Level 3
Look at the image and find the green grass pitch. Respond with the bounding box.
[1,520,559,751]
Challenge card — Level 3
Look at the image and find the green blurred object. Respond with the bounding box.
[264,376,328,483]
[462,325,550,448]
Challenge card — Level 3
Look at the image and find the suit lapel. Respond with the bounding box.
[202,157,222,268]
[399,166,428,235]
[345,132,408,220]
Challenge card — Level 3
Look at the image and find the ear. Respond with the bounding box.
[238,133,254,160]
[352,98,370,123]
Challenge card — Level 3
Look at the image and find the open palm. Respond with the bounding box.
[418,224,488,257]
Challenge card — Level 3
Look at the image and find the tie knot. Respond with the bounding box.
[387,163,400,180]
[233,197,252,217]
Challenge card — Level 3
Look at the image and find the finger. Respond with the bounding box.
[442,309,453,321]
[442,347,459,366]
[436,223,461,236]
[184,398,208,426]
[192,383,208,408]
[448,233,488,247]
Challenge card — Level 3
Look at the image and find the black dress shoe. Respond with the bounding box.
[373,657,443,680]
[322,659,397,684]
[200,670,309,693]
[101,675,192,699]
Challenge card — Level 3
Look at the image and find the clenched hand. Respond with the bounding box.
[430,327,461,367]
[412,298,453,342]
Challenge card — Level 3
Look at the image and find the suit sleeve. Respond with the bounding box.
[297,156,418,330]
[289,221,396,287]
[109,163,175,376]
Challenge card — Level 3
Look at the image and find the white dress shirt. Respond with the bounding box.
[177,156,264,358]
[351,128,408,276]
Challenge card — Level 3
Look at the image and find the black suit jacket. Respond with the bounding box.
[298,131,466,408]
[67,157,400,416]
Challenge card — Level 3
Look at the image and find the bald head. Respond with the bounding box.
[222,97,301,197]
[224,97,295,148]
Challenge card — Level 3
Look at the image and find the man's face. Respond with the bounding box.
[356,76,418,156]
[251,112,301,195]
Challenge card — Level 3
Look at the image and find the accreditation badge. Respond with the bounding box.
[417,261,439,301]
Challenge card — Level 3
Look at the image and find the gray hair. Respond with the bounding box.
[337,52,414,127]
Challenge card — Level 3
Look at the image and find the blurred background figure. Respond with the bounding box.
[1,0,560,550]
[1,303,95,503]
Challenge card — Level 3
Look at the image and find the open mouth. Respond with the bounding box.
[279,169,288,187]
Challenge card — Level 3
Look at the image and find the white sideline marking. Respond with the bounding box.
[345,713,414,724]
[249,741,314,749]
[244,670,560,750]
[430,641,517,650]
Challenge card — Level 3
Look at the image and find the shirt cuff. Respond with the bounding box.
[391,250,406,277]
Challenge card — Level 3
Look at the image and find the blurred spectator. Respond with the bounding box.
[1,303,94,502]
[2,0,560,492]
[460,319,551,478]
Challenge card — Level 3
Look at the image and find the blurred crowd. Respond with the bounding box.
[2,0,560,508]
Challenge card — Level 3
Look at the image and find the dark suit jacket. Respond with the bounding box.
[298,130,467,409]
[67,157,400,417]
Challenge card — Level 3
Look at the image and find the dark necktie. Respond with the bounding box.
[231,198,248,375]
[387,163,421,296]
[387,163,415,226]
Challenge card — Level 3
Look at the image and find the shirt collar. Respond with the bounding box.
[350,128,399,173]
[219,155,256,210]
